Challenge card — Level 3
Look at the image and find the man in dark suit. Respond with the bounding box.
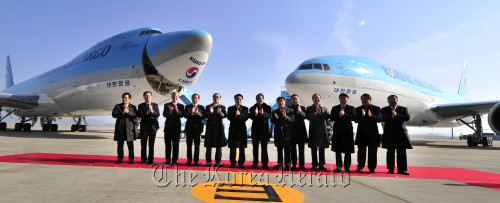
[184,93,204,166]
[112,92,138,164]
[306,93,330,170]
[354,93,381,173]
[163,92,184,165]
[249,93,272,169]
[330,93,356,173]
[271,97,295,170]
[204,93,227,167]
[227,94,249,168]
[288,94,308,169]
[137,91,160,165]
[381,95,412,175]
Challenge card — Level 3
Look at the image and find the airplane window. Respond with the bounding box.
[297,64,313,70]
[313,63,323,70]
[150,30,163,34]
[139,31,145,36]
[323,64,331,71]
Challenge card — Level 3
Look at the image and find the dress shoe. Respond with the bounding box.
[128,160,135,164]
[216,162,224,167]
[140,161,146,164]
[203,162,212,166]
[273,164,283,169]
[115,159,123,164]
[311,164,318,169]
[238,165,245,169]
[319,165,327,170]
[251,164,258,168]
[165,161,171,164]
[344,169,351,173]
[398,171,410,175]
[194,162,199,166]
[369,169,375,173]
[147,162,153,165]
[334,168,342,172]
[299,166,306,170]
[284,166,290,170]
[387,170,395,174]
[262,165,269,169]
[355,168,362,173]
[230,165,235,168]
[185,162,192,166]
[291,165,297,170]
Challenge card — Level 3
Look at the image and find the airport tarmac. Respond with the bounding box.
[0,125,499,202]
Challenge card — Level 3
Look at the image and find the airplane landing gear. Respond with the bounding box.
[71,117,87,132]
[41,117,58,132]
[14,117,33,131]
[458,114,493,147]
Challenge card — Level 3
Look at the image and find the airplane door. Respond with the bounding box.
[357,63,374,89]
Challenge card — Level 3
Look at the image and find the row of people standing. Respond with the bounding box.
[112,91,412,175]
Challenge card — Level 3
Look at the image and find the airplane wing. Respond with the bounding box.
[0,93,40,109]
[430,100,500,119]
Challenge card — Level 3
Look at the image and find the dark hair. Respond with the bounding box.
[234,93,243,99]
[172,92,179,96]
[291,94,299,98]
[143,91,152,97]
[122,92,131,99]
[192,93,200,100]
[256,93,264,99]
[360,93,371,100]
[312,93,321,99]
[276,96,285,102]
[339,93,349,99]
[387,95,398,100]
[213,93,221,98]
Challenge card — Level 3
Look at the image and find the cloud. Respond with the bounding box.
[332,0,358,54]
[253,31,303,72]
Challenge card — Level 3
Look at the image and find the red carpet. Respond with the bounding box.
[0,153,499,190]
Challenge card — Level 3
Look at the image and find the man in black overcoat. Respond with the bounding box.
[306,93,330,170]
[354,93,381,173]
[249,93,272,169]
[227,94,249,168]
[204,93,227,167]
[184,93,205,166]
[137,91,160,165]
[271,97,295,170]
[330,93,356,173]
[163,92,184,165]
[288,94,308,169]
[112,92,138,164]
[381,95,412,175]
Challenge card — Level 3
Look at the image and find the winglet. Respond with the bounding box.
[5,56,14,89]
[458,59,467,96]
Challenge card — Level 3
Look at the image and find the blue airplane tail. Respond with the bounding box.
[458,59,467,96]
[5,56,14,89]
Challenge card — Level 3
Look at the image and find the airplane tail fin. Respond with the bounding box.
[5,56,14,89]
[457,59,467,96]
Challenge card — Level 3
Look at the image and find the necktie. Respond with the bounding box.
[147,103,150,110]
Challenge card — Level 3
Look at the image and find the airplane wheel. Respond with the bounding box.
[50,124,58,132]
[23,124,31,131]
[71,125,76,132]
[481,137,489,147]
[0,122,6,131]
[14,123,22,131]
[80,125,87,132]
[42,124,50,131]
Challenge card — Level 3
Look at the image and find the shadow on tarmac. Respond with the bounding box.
[411,139,500,150]
[0,130,109,139]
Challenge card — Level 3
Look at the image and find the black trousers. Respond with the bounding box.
[311,147,325,166]
[277,146,291,166]
[186,131,201,164]
[291,143,305,167]
[206,147,222,164]
[164,132,180,163]
[140,130,157,163]
[117,140,134,161]
[229,147,246,167]
[386,148,407,172]
[336,152,351,170]
[252,137,269,166]
[357,145,378,171]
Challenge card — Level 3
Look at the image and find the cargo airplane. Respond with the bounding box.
[285,55,499,146]
[0,27,212,132]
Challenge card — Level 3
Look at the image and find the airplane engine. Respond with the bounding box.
[487,102,500,135]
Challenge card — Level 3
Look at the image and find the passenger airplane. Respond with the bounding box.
[0,27,212,132]
[285,55,499,146]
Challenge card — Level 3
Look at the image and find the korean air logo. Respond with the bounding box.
[186,67,199,78]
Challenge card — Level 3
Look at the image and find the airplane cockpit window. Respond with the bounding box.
[150,30,162,34]
[313,63,323,70]
[139,30,162,36]
[297,64,313,70]
[323,64,331,71]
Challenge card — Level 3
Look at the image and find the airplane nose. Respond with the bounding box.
[145,30,212,86]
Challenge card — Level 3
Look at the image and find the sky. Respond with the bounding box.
[1,0,499,134]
